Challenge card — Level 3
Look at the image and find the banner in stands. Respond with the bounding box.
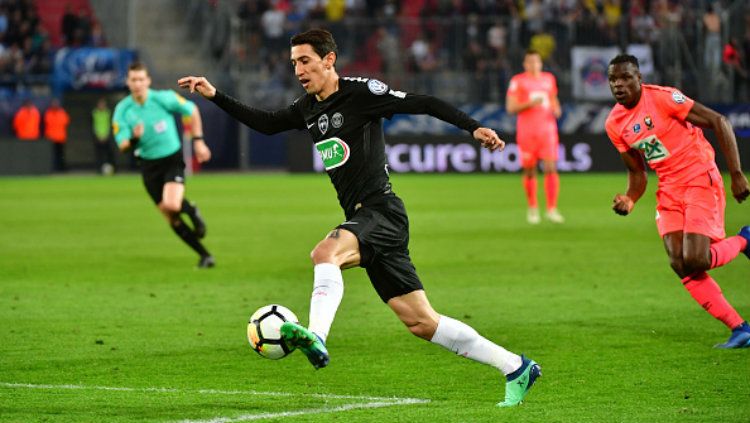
[288,134,624,173]
[289,117,750,174]
[721,104,750,138]
[52,48,137,94]
[571,46,620,100]
[383,103,750,137]
[383,103,613,136]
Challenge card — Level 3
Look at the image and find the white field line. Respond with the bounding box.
[1,382,430,422]
[175,399,428,423]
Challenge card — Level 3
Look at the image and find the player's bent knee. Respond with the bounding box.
[310,245,334,264]
[405,320,437,340]
[668,259,686,278]
[158,201,181,214]
[682,254,711,274]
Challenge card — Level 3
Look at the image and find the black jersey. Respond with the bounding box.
[211,77,482,215]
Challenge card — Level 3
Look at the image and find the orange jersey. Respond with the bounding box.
[506,71,558,137]
[43,108,70,143]
[605,84,716,186]
[13,106,40,140]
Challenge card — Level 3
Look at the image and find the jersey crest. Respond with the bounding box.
[318,114,329,134]
[315,137,350,170]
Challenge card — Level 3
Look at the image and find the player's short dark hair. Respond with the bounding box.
[290,29,338,60]
[609,54,639,69]
[128,61,149,74]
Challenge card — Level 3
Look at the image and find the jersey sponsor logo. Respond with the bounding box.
[671,90,686,104]
[367,79,389,95]
[332,112,343,128]
[318,114,329,134]
[306,121,315,129]
[632,135,670,163]
[529,90,549,108]
[315,137,350,170]
[633,123,641,134]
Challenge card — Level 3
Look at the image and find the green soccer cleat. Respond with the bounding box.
[280,321,330,369]
[497,355,541,407]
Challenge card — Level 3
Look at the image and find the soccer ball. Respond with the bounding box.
[247,304,299,360]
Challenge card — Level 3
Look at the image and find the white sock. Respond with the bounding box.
[307,263,344,343]
[430,315,522,375]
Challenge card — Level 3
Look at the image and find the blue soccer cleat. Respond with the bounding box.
[280,321,330,369]
[738,226,750,259]
[715,322,750,349]
[497,355,542,407]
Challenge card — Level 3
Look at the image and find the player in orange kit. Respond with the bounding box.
[506,49,563,224]
[605,54,750,348]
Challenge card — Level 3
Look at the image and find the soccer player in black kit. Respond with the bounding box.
[179,29,540,407]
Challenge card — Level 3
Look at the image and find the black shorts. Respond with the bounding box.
[336,193,424,302]
[139,151,185,204]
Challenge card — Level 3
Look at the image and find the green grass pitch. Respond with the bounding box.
[1,172,748,422]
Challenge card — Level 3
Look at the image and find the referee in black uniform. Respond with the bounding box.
[179,29,540,407]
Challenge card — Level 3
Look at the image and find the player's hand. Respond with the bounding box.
[193,140,212,163]
[612,194,634,216]
[473,127,505,152]
[730,172,750,203]
[132,123,144,138]
[177,76,217,99]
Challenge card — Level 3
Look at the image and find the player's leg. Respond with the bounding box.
[519,140,540,224]
[281,227,361,369]
[159,181,214,267]
[664,232,748,347]
[540,133,563,223]
[387,289,540,407]
[541,158,563,223]
[308,227,360,341]
[180,199,207,238]
[689,170,749,268]
[682,173,749,347]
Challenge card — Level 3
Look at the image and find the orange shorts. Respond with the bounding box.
[517,130,559,168]
[655,167,726,241]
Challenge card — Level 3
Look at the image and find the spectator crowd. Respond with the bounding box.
[0,0,105,92]
[0,0,52,82]
[231,0,750,102]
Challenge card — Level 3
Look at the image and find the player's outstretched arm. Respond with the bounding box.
[685,101,750,203]
[178,76,303,135]
[472,127,505,152]
[177,76,216,99]
[613,149,647,216]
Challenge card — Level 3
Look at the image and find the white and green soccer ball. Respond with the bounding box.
[247,304,299,360]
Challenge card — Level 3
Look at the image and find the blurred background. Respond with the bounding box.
[1,0,749,175]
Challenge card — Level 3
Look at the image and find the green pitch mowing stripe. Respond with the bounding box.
[0,173,748,423]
